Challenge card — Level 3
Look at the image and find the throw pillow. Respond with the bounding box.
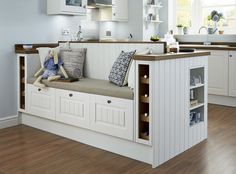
[109,50,136,87]
[60,48,86,79]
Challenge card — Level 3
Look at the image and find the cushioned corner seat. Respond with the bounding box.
[27,78,134,100]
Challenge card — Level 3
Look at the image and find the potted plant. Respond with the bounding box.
[176,24,184,35]
[207,10,224,34]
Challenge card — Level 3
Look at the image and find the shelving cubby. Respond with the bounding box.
[189,67,205,127]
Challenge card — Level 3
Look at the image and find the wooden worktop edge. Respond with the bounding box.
[133,51,210,61]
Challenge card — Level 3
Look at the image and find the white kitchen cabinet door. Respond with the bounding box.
[112,0,128,21]
[208,51,229,96]
[47,0,87,15]
[90,95,134,141]
[229,51,236,97]
[27,84,56,120]
[55,89,90,129]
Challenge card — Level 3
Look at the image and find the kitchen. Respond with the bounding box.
[0,0,236,173]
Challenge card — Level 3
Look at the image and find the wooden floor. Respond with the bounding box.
[0,104,236,174]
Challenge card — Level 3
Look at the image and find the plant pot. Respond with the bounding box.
[183,27,189,35]
[219,30,224,35]
[177,27,183,35]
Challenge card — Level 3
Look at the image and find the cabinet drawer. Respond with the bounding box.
[90,95,134,141]
[27,84,55,120]
[55,89,90,129]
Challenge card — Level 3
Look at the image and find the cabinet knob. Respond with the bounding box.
[113,13,116,16]
[229,55,232,58]
[107,100,112,104]
[69,94,73,97]
[38,88,41,92]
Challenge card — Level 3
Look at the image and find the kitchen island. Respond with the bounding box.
[16,41,210,168]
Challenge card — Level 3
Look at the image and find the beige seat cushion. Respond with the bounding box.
[27,78,134,100]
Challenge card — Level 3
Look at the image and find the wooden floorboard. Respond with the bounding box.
[0,104,236,174]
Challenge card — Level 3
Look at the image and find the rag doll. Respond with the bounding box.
[33,49,68,88]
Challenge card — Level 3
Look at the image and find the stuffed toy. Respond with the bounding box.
[33,49,68,88]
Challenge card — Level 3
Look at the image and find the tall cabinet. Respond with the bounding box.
[229,51,236,97]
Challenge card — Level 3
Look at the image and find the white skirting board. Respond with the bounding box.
[0,115,19,129]
[209,95,236,107]
[21,113,153,165]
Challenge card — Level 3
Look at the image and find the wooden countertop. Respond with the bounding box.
[58,40,166,44]
[180,44,236,51]
[133,51,210,61]
[15,43,59,54]
[15,41,167,54]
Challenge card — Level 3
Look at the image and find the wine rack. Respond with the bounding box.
[138,65,150,141]
[19,56,26,110]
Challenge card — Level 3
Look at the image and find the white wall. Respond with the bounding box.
[0,0,98,119]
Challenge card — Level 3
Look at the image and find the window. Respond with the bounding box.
[175,0,236,34]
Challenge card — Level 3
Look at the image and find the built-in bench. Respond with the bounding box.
[27,78,134,100]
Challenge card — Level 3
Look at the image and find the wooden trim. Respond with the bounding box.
[133,51,210,61]
[179,42,236,51]
[58,40,167,44]
[15,43,59,54]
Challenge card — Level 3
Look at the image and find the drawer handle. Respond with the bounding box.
[38,88,41,92]
[107,100,112,104]
[69,94,73,97]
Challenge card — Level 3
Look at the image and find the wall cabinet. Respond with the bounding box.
[229,51,236,97]
[47,0,87,15]
[27,85,56,120]
[90,95,133,140]
[55,89,90,129]
[99,0,128,21]
[208,51,229,96]
[112,0,128,21]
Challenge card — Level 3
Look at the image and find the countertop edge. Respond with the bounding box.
[133,51,210,61]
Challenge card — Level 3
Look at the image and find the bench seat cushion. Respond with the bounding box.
[27,78,134,100]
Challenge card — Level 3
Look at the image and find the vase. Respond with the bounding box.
[177,27,183,35]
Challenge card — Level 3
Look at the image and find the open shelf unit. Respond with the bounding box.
[19,56,26,110]
[189,67,205,126]
[145,1,162,29]
[138,64,150,141]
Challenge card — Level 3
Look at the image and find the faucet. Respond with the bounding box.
[199,26,208,34]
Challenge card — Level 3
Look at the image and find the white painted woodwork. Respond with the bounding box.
[17,54,40,112]
[47,0,87,15]
[112,0,128,21]
[22,112,153,165]
[90,95,134,141]
[99,0,128,21]
[229,51,236,97]
[208,51,229,96]
[27,84,56,120]
[135,56,208,167]
[55,89,90,129]
[64,42,164,80]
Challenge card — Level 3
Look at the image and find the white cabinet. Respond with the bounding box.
[27,84,56,120]
[112,0,128,21]
[229,51,236,97]
[47,0,87,15]
[55,89,90,129]
[99,0,128,21]
[208,51,229,96]
[90,95,134,141]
